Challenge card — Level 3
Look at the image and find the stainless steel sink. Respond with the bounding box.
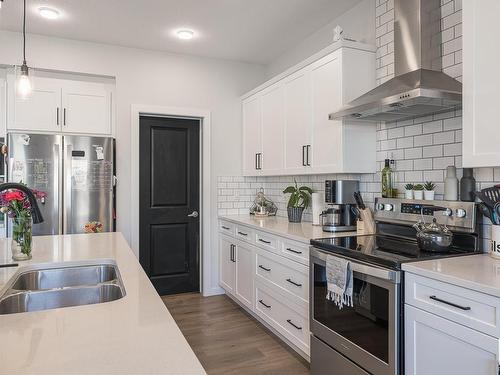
[0,261,126,315]
[11,264,118,290]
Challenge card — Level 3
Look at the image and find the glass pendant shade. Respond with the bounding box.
[16,63,33,100]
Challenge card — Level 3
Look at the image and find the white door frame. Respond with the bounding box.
[130,104,211,296]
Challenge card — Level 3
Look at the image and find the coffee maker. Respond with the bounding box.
[320,180,359,232]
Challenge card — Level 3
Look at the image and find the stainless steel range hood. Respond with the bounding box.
[330,0,462,123]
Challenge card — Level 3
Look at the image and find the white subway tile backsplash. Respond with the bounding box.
[422,145,443,158]
[444,142,462,156]
[433,156,455,170]
[396,137,414,149]
[414,134,433,147]
[422,120,443,134]
[433,131,456,144]
[405,148,423,160]
[414,158,433,170]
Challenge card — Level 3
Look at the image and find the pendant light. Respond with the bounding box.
[17,0,33,99]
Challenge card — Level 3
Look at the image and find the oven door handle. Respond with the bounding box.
[310,247,400,283]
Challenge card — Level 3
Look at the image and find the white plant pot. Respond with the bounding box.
[405,190,413,199]
[491,225,500,259]
[413,190,424,200]
[424,190,435,200]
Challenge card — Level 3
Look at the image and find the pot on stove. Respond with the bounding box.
[414,218,453,253]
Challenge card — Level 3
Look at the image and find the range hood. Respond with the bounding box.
[330,0,462,123]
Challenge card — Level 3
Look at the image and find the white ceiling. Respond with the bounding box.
[0,0,362,65]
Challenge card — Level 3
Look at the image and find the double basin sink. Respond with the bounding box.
[0,260,126,314]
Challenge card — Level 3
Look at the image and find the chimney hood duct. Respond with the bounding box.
[330,0,462,123]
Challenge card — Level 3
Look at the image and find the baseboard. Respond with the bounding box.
[203,286,225,297]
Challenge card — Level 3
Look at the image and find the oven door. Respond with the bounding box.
[310,248,401,375]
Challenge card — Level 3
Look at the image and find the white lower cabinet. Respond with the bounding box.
[405,273,500,375]
[235,241,254,309]
[219,234,235,294]
[405,305,499,375]
[218,219,310,358]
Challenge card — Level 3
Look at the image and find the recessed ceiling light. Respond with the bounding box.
[38,6,60,20]
[176,29,195,40]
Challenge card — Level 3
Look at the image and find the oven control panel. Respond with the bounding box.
[374,198,477,232]
[400,203,434,215]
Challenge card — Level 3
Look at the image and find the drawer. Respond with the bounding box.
[255,231,280,251]
[235,225,254,244]
[219,220,235,236]
[255,281,309,354]
[405,272,500,337]
[281,239,309,265]
[256,249,308,304]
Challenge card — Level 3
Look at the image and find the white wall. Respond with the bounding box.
[265,0,375,78]
[0,30,266,295]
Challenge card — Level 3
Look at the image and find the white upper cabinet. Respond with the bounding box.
[241,41,376,176]
[7,74,114,136]
[242,95,262,175]
[310,53,343,173]
[8,76,62,133]
[261,83,285,174]
[283,70,313,173]
[62,81,112,135]
[463,0,500,167]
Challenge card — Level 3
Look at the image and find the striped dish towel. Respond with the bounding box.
[326,255,353,309]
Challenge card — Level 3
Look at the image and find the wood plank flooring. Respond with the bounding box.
[162,293,310,375]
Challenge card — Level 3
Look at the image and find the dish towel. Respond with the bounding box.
[326,255,353,309]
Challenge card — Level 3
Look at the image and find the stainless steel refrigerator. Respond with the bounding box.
[7,133,115,235]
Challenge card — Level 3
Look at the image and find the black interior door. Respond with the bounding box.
[139,116,200,295]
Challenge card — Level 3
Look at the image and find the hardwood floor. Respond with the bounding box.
[162,293,310,375]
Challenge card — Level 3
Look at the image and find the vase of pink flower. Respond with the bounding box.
[0,187,46,261]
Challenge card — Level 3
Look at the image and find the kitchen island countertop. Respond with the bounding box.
[0,232,206,375]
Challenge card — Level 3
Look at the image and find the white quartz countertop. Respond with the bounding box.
[403,254,500,298]
[219,215,357,243]
[0,233,206,375]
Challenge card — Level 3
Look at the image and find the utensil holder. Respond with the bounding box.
[358,208,376,234]
[491,225,500,259]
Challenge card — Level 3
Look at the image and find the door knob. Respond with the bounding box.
[187,211,199,218]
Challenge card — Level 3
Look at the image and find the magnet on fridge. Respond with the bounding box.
[95,146,104,160]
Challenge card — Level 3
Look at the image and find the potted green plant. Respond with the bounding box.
[413,184,424,200]
[424,181,436,200]
[283,180,312,223]
[404,183,414,200]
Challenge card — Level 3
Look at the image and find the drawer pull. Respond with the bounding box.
[429,295,471,311]
[286,319,302,330]
[221,226,230,230]
[259,265,271,272]
[286,278,302,287]
[259,238,272,244]
[285,247,302,255]
[259,299,271,308]
[237,231,248,236]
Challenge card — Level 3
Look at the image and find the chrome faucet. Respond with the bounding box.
[0,183,44,224]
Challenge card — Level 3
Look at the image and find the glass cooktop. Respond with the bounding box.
[310,234,480,270]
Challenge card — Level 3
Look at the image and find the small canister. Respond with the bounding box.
[491,225,500,259]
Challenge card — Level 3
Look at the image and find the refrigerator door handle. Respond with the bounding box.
[64,142,73,234]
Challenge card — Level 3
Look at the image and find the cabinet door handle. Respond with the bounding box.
[255,153,258,170]
[63,108,67,126]
[257,153,262,170]
[56,107,60,126]
[221,226,230,230]
[286,278,302,287]
[429,295,471,311]
[232,244,237,263]
[237,231,248,236]
[302,145,307,166]
[259,300,271,309]
[286,319,302,330]
[285,247,302,255]
[306,145,311,166]
[258,265,271,272]
[258,238,271,244]
[229,244,233,262]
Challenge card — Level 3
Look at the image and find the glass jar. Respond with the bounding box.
[11,215,33,261]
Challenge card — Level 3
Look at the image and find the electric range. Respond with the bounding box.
[309,198,482,375]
